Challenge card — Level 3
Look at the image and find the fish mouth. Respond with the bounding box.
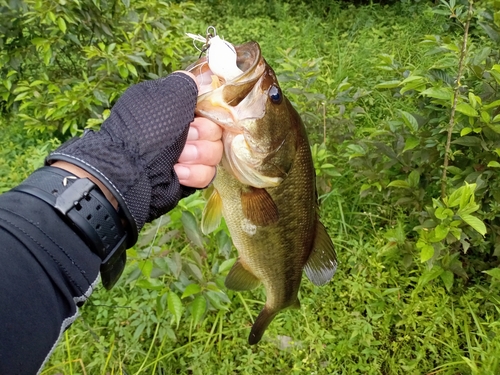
[186,42,270,129]
[187,41,264,96]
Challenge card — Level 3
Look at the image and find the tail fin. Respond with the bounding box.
[248,306,278,345]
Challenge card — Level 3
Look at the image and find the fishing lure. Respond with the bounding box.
[186,26,243,81]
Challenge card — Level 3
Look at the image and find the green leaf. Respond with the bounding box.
[456,103,478,117]
[460,214,486,236]
[460,127,472,136]
[421,244,434,262]
[136,278,164,290]
[182,283,201,299]
[190,295,207,325]
[468,92,481,108]
[432,224,449,242]
[374,80,400,89]
[140,259,153,278]
[440,270,454,291]
[127,54,149,66]
[418,265,443,286]
[451,136,481,147]
[435,207,453,220]
[44,47,52,66]
[484,268,500,280]
[118,65,129,79]
[93,89,108,105]
[168,291,184,328]
[488,161,500,168]
[181,211,205,248]
[403,137,419,152]
[421,87,453,101]
[484,99,500,110]
[127,63,138,77]
[219,258,237,274]
[31,38,47,47]
[408,170,420,188]
[13,92,29,101]
[399,110,419,132]
[388,180,410,188]
[481,111,491,124]
[57,17,67,34]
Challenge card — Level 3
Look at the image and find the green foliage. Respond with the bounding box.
[2,0,500,374]
[0,0,196,136]
[348,0,500,288]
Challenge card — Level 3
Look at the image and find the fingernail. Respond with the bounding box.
[175,165,190,180]
[187,127,199,141]
[182,144,198,160]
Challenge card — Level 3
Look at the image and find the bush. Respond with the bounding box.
[347,0,500,287]
[0,0,196,137]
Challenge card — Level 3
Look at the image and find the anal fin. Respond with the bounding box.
[241,187,279,226]
[225,259,260,291]
[304,221,338,286]
[201,187,223,235]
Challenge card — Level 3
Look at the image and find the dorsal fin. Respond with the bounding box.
[240,187,279,226]
[304,221,337,286]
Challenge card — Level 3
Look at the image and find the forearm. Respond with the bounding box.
[0,191,101,374]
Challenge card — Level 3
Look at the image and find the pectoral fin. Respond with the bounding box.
[201,187,223,235]
[304,221,338,286]
[241,187,279,226]
[225,259,260,291]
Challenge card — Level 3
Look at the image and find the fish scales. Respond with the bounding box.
[187,39,338,344]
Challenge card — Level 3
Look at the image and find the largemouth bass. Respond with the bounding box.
[187,39,337,345]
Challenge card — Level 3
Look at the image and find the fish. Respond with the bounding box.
[187,39,338,345]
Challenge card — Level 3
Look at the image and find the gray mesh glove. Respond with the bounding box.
[46,72,198,244]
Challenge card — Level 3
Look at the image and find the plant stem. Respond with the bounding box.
[441,0,474,199]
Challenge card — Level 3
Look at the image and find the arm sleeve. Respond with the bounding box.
[0,191,101,375]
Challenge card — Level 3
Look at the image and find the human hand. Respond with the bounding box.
[46,72,221,240]
[175,113,222,188]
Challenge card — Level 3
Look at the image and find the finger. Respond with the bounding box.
[178,140,223,166]
[174,164,216,188]
[187,117,223,142]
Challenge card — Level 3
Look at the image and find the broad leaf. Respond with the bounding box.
[420,87,453,101]
[190,295,207,325]
[182,283,201,299]
[168,291,184,328]
[388,180,409,188]
[420,244,434,262]
[460,214,486,236]
[484,268,500,280]
[440,270,454,291]
[399,110,419,132]
[181,211,205,248]
[456,103,478,117]
[403,137,419,152]
[374,80,401,89]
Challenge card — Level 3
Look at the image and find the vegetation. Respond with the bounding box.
[1,0,500,373]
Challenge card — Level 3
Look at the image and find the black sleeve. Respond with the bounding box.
[0,191,101,375]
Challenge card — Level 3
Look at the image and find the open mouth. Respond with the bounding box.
[187,41,263,96]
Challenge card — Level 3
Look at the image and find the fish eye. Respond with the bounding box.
[268,85,282,104]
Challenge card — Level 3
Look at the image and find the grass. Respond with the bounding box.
[1,0,499,374]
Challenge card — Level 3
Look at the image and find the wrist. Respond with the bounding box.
[50,161,119,210]
[12,166,130,288]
